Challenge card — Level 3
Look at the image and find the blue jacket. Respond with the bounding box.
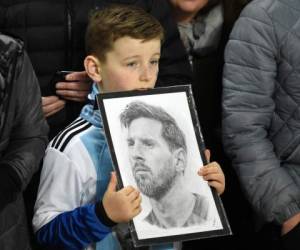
[33,85,118,249]
[33,85,174,249]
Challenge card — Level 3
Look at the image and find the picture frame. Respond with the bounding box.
[96,85,231,247]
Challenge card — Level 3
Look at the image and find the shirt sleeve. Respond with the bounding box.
[36,203,111,250]
[33,147,111,249]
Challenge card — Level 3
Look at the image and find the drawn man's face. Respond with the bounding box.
[127,117,179,200]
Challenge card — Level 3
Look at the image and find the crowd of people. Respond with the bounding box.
[0,0,299,250]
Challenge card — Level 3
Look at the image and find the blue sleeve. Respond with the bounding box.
[36,204,112,250]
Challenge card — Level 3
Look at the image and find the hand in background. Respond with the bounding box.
[42,96,66,118]
[198,149,225,195]
[56,71,91,102]
[102,172,142,223]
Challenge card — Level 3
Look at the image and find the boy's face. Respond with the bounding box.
[99,36,161,92]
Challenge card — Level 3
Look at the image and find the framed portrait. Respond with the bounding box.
[96,85,231,247]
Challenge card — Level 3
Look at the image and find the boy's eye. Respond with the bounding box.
[150,59,159,65]
[126,62,138,67]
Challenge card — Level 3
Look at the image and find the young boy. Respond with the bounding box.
[33,5,225,250]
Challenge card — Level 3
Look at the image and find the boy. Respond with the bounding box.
[33,5,225,250]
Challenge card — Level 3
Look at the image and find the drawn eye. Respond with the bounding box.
[144,141,154,148]
[127,139,134,147]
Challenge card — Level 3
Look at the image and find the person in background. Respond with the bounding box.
[0,33,48,250]
[169,0,249,153]
[222,0,300,249]
[168,0,254,249]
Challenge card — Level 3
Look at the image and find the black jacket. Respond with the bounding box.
[0,0,192,138]
[190,0,250,158]
[0,34,48,249]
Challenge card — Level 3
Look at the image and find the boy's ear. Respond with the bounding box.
[84,55,102,83]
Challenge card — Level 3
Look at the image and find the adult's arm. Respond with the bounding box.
[222,3,300,225]
[0,51,48,210]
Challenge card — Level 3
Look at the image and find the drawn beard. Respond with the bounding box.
[133,160,177,200]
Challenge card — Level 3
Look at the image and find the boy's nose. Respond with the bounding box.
[139,65,152,82]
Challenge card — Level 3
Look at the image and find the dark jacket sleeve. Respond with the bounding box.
[222,3,300,225]
[0,51,48,210]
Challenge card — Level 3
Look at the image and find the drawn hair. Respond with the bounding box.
[120,101,187,153]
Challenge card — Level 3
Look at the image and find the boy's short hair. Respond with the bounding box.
[85,4,164,62]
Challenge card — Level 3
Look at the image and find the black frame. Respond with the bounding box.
[96,85,231,247]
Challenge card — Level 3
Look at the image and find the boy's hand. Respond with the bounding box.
[56,71,91,102]
[282,213,300,235]
[198,162,225,195]
[103,172,142,223]
[199,149,225,195]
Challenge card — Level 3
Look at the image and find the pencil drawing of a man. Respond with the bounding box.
[120,101,210,229]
